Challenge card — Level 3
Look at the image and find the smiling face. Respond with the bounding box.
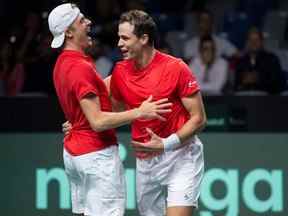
[117,22,144,60]
[66,13,92,50]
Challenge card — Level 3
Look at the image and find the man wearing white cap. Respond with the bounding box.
[48,3,172,216]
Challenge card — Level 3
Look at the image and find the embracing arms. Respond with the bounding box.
[80,94,171,132]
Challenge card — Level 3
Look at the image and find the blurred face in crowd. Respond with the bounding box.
[66,13,92,50]
[200,40,215,65]
[246,30,263,53]
[117,22,148,60]
[198,12,213,36]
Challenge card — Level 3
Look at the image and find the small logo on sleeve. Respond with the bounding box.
[188,80,196,88]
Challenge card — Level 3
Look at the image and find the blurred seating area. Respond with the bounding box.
[0,0,288,96]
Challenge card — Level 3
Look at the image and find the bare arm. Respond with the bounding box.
[103,75,111,95]
[104,75,126,112]
[176,91,207,143]
[80,94,171,132]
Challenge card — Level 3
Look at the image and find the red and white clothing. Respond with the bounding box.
[53,50,117,156]
[53,50,125,216]
[111,50,204,214]
[111,50,200,158]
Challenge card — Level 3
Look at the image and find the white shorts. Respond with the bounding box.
[63,145,126,216]
[136,136,204,216]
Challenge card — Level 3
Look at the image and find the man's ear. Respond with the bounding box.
[140,34,149,45]
[65,28,73,39]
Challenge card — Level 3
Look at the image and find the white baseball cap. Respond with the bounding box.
[48,3,80,48]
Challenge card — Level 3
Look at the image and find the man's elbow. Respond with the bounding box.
[90,121,107,132]
[195,114,207,131]
[201,116,207,130]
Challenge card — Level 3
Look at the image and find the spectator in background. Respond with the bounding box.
[18,12,44,94]
[234,28,286,94]
[0,37,25,96]
[29,29,58,95]
[189,35,228,95]
[11,12,58,96]
[184,10,238,62]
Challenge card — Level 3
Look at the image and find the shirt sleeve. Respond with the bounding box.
[70,63,100,101]
[177,60,200,97]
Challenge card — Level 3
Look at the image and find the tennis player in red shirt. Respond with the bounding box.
[109,10,207,216]
[48,4,172,216]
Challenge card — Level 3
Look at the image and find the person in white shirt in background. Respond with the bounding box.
[189,35,229,95]
[184,9,238,63]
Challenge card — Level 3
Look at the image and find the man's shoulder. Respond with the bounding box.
[158,52,189,76]
[113,59,133,74]
[166,54,187,70]
[59,59,95,85]
[58,53,90,68]
[114,59,130,67]
[158,51,182,63]
[70,58,95,73]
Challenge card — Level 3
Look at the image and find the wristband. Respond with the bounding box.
[162,133,181,151]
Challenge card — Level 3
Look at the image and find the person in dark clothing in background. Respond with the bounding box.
[234,28,286,94]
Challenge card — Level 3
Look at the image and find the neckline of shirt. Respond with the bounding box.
[131,50,161,73]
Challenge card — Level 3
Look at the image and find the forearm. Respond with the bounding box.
[81,94,171,132]
[136,115,207,153]
[176,115,206,144]
[176,92,207,143]
[165,92,207,150]
[89,109,139,132]
[80,96,139,132]
[131,110,206,153]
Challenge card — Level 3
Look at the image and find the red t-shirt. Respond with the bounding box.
[111,50,199,158]
[54,50,117,156]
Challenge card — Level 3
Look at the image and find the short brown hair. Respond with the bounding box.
[119,10,157,46]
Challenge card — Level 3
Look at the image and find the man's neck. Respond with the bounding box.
[64,42,84,53]
[134,47,156,70]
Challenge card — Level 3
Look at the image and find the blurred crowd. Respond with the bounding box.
[0,0,288,96]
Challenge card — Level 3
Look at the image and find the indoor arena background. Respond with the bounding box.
[1,0,288,215]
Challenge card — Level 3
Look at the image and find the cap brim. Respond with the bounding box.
[51,33,65,48]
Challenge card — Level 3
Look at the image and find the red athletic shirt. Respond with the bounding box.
[111,50,199,158]
[53,50,117,156]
